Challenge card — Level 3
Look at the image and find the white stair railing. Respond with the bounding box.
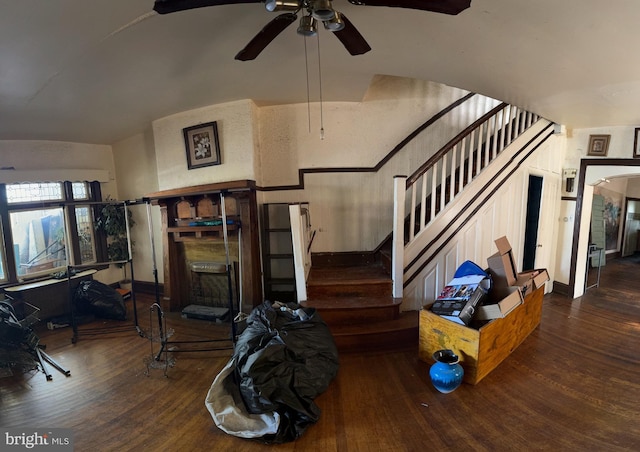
[392,104,540,296]
[289,203,313,302]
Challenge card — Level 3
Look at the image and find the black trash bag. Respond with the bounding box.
[231,300,339,444]
[73,280,126,320]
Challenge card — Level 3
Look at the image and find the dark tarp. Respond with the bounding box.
[206,301,339,443]
[73,280,127,320]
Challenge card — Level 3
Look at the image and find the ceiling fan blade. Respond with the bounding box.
[347,0,471,15]
[235,13,298,61]
[153,0,260,15]
[332,14,371,56]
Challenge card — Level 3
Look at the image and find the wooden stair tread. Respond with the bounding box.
[303,296,401,310]
[328,311,418,335]
[308,264,390,284]
[328,311,419,353]
[300,258,408,351]
[306,263,392,298]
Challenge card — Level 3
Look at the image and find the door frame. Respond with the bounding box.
[621,197,640,257]
[523,174,544,271]
[570,158,640,297]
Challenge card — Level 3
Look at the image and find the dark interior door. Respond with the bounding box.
[523,175,543,271]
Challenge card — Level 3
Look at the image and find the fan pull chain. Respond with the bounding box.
[304,36,311,134]
[316,33,325,140]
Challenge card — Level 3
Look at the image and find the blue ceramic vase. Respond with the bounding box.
[429,349,464,393]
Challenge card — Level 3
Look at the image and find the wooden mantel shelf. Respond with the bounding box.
[146,180,256,201]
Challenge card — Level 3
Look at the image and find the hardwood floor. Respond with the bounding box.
[2,257,640,451]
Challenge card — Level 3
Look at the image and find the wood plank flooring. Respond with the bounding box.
[1,256,640,451]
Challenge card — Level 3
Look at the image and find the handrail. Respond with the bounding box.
[405,105,538,240]
[406,103,508,187]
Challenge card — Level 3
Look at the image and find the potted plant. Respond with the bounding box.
[95,198,135,287]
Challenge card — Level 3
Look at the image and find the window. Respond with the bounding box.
[1,181,101,282]
[6,182,63,204]
[74,206,97,264]
[10,207,67,277]
[71,182,89,200]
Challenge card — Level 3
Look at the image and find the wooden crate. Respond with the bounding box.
[419,286,544,384]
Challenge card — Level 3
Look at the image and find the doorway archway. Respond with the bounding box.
[570,158,640,297]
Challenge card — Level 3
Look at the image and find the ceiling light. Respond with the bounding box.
[297,15,318,36]
[323,11,345,31]
[311,0,336,21]
[264,0,301,12]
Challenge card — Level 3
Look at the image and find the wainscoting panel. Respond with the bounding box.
[443,245,460,285]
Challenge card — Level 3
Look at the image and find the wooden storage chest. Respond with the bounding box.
[419,285,544,384]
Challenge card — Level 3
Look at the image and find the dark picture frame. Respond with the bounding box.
[587,134,610,157]
[634,128,640,158]
[183,121,221,170]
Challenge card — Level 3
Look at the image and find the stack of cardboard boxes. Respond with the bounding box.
[418,236,549,384]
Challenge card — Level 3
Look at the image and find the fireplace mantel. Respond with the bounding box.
[147,180,262,313]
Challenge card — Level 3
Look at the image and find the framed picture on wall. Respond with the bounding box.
[587,134,610,157]
[183,121,221,170]
[634,128,640,158]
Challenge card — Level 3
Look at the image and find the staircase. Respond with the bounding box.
[291,101,547,353]
[301,253,418,353]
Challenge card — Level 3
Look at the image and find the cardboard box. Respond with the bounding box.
[487,236,518,284]
[419,285,545,384]
[520,269,550,292]
[475,287,522,321]
[487,236,549,298]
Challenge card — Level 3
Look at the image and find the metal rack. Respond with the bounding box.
[67,199,142,343]
[585,244,604,291]
[145,192,240,374]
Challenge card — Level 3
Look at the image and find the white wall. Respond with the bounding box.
[625,178,640,198]
[0,140,115,188]
[257,77,498,252]
[257,76,477,187]
[111,129,163,285]
[152,100,258,191]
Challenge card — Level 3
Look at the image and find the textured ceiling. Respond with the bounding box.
[2,0,640,144]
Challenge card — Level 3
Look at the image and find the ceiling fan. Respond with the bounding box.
[153,0,471,61]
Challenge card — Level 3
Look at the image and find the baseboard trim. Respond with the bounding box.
[133,280,164,297]
[552,281,570,297]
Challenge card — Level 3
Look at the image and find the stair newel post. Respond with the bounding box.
[392,175,407,298]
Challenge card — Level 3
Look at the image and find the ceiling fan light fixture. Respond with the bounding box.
[264,0,301,12]
[311,0,336,21]
[297,15,318,36]
[323,11,345,31]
